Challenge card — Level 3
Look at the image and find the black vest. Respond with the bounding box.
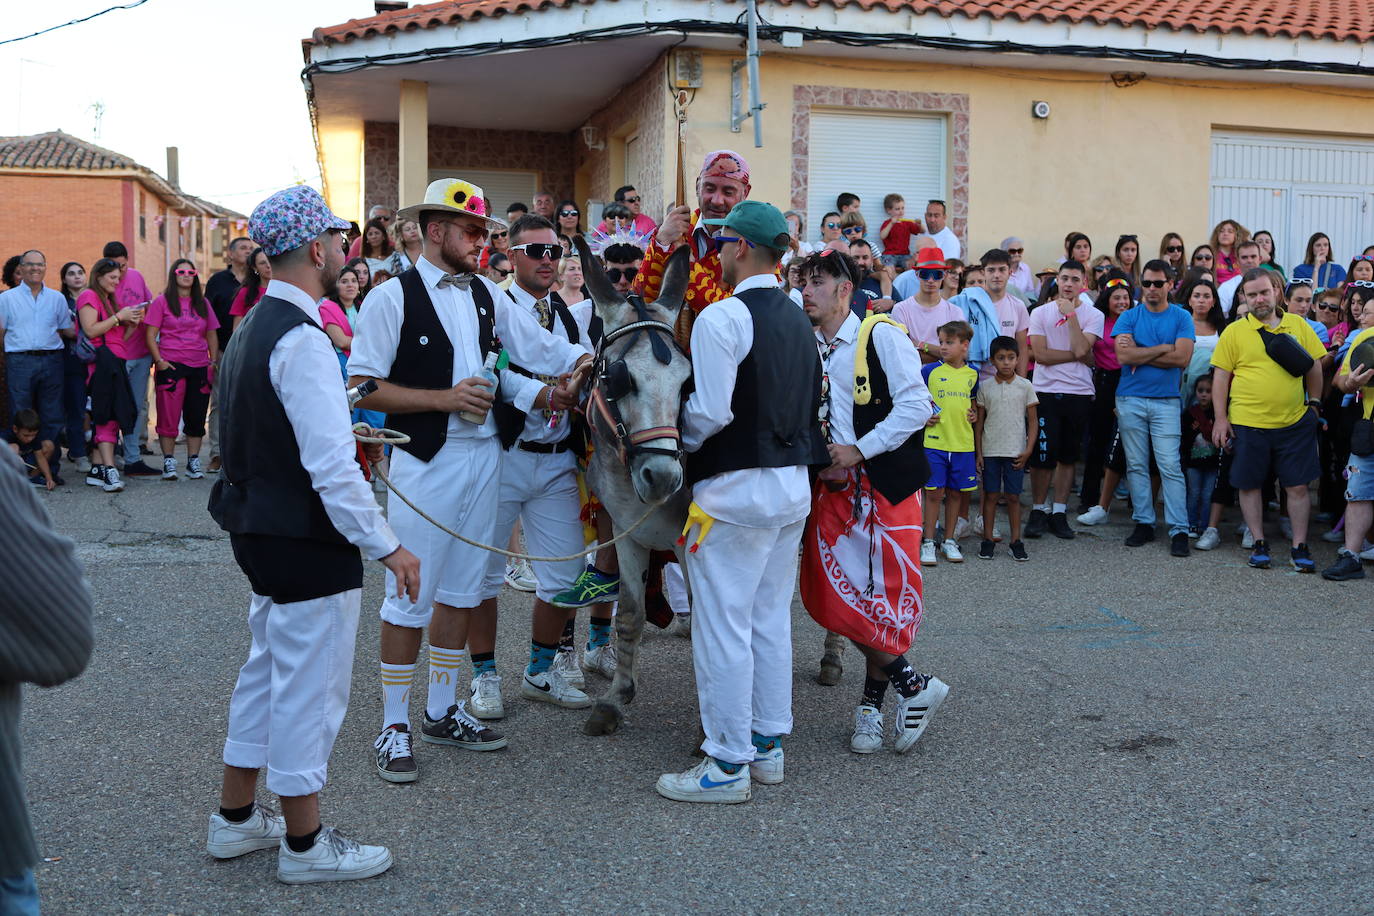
[207,296,349,546]
[386,268,498,462]
[852,326,928,505]
[688,286,829,485]
[494,289,580,449]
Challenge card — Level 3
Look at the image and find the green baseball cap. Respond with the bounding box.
[701,200,792,250]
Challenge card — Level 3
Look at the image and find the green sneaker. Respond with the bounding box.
[550,567,620,608]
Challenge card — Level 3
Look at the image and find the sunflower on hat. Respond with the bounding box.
[440,179,488,217]
[398,177,508,230]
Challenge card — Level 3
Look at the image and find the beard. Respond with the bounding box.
[440,235,480,274]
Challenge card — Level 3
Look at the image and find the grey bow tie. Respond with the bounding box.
[438,273,474,291]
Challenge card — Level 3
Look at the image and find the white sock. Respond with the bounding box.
[1052,503,1067,514]
[426,645,467,720]
[380,662,415,728]
[1034,503,1050,513]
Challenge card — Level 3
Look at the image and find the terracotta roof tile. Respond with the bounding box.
[308,0,1373,46]
[0,130,141,171]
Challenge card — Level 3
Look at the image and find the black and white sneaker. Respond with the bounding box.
[162,456,178,480]
[420,702,508,751]
[894,676,949,754]
[102,465,124,492]
[373,724,418,783]
[186,455,204,479]
[85,464,106,487]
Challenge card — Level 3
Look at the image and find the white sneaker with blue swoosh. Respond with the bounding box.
[749,746,784,785]
[655,757,751,804]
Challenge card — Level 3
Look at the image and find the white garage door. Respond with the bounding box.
[1210,132,1374,271]
[431,168,537,220]
[806,110,946,250]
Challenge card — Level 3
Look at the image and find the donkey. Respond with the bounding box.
[574,236,695,736]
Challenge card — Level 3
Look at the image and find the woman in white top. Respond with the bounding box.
[1180,276,1226,399]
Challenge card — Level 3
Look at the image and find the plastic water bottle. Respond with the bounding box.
[459,350,501,424]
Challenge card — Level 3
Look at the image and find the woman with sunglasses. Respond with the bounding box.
[1083,255,1114,306]
[1207,219,1249,284]
[556,200,582,240]
[1113,235,1141,288]
[1344,254,1374,289]
[818,211,844,249]
[229,247,271,330]
[1159,233,1186,276]
[1190,245,1215,272]
[1077,272,1134,522]
[486,251,514,287]
[1293,232,1344,290]
[1253,230,1284,281]
[144,259,219,480]
[1284,279,1330,348]
[479,226,511,271]
[1063,232,1091,265]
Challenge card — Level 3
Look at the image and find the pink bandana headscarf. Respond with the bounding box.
[697,150,751,196]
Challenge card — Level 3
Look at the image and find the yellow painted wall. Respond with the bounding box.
[318,118,365,224]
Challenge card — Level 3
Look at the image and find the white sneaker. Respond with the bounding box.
[1321,528,1346,543]
[1240,525,1255,549]
[504,559,537,592]
[551,647,584,690]
[276,826,393,885]
[920,540,937,566]
[468,671,504,720]
[1360,543,1374,562]
[941,538,963,562]
[851,705,885,754]
[953,516,971,540]
[207,805,285,859]
[1077,505,1109,526]
[187,455,205,479]
[655,757,751,804]
[1279,516,1293,541]
[583,643,618,679]
[665,613,692,639]
[75,456,92,473]
[520,668,591,708]
[750,746,784,785]
[102,465,124,492]
[894,676,950,754]
[162,456,178,480]
[1195,527,1220,551]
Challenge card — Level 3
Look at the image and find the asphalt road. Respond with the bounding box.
[17,463,1374,914]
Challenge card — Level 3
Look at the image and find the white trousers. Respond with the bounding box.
[685,517,805,765]
[664,562,689,615]
[481,446,585,602]
[223,589,361,797]
[380,436,501,628]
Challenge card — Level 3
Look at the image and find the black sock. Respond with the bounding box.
[881,656,927,699]
[559,618,576,651]
[285,825,321,853]
[219,802,254,824]
[861,675,888,710]
[590,562,616,579]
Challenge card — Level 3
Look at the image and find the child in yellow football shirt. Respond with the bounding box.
[920,321,979,565]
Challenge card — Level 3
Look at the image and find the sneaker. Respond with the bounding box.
[187,455,205,479]
[1248,539,1271,569]
[941,538,963,562]
[583,643,618,679]
[208,455,222,474]
[894,676,950,754]
[1125,523,1156,547]
[1240,525,1255,550]
[85,465,106,487]
[655,757,751,804]
[665,612,692,639]
[207,804,285,859]
[1009,540,1029,562]
[1170,533,1190,557]
[504,559,537,592]
[421,702,508,750]
[102,465,124,492]
[1291,542,1315,574]
[953,516,971,540]
[74,456,92,473]
[122,459,158,477]
[1361,543,1374,562]
[1077,505,1109,526]
[977,539,995,560]
[1023,508,1048,539]
[1188,527,1201,540]
[468,672,505,720]
[551,566,620,608]
[1279,516,1293,541]
[850,705,885,754]
[520,668,591,709]
[551,647,585,690]
[1321,549,1366,581]
[920,540,937,566]
[372,724,417,783]
[1048,512,1076,539]
[1321,528,1346,544]
[750,746,784,785]
[1196,527,1220,551]
[162,456,178,480]
[276,826,393,885]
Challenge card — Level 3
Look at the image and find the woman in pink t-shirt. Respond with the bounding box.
[144,259,220,479]
[229,247,271,329]
[1078,276,1134,521]
[76,257,142,484]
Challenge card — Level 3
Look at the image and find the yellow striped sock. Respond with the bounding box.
[425,645,467,720]
[380,662,415,728]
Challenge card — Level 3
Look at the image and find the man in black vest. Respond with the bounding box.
[472,214,600,718]
[347,178,591,783]
[655,201,827,805]
[207,185,421,884]
[794,248,951,758]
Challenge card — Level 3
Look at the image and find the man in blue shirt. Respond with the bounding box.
[1113,259,1196,556]
[0,251,72,446]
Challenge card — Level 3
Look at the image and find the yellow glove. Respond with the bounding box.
[676,501,716,554]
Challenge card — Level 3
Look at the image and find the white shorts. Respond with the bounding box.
[379,436,501,628]
[481,446,585,601]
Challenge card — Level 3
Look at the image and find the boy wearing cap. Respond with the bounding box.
[891,248,965,365]
[655,200,827,804]
[207,186,421,884]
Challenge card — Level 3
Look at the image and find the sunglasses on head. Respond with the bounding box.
[1118,235,1138,243]
[605,266,638,283]
[559,210,579,218]
[1007,248,1024,255]
[1140,279,1168,289]
[175,268,198,277]
[1288,277,1314,287]
[1105,278,1130,289]
[1355,255,1374,262]
[1166,245,1183,253]
[510,242,562,260]
[918,269,945,281]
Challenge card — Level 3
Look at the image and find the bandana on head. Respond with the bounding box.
[697,150,751,195]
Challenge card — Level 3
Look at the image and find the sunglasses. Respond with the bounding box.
[623,196,641,204]
[1355,255,1374,262]
[1195,254,1214,261]
[1105,278,1130,289]
[1140,279,1168,289]
[559,210,579,218]
[918,269,945,281]
[1166,245,1183,253]
[605,266,638,283]
[1288,277,1314,287]
[824,222,840,230]
[510,242,562,260]
[840,227,864,236]
[1093,264,1110,273]
[1118,235,1138,243]
[491,267,511,278]
[1007,248,1024,255]
[491,231,508,239]
[175,268,198,277]
[1316,302,1342,311]
[712,235,755,251]
[1351,280,1374,288]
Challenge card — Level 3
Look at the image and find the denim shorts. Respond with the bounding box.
[1347,449,1374,502]
[982,456,1025,495]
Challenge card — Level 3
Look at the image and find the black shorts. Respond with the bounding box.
[1030,393,1093,469]
[1229,414,1321,491]
[1104,422,1159,476]
[230,533,363,604]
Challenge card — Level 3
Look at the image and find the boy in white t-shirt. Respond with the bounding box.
[975,337,1038,560]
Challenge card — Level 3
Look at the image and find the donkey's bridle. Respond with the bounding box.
[588,301,688,466]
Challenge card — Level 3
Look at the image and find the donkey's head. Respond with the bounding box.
[576,235,693,504]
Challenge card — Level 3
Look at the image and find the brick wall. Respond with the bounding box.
[0,174,125,281]
[574,56,668,221]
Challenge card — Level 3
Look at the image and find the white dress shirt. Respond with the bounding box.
[499,283,595,445]
[265,279,399,561]
[681,274,812,529]
[931,226,962,261]
[818,312,931,456]
[348,255,589,440]
[0,284,69,352]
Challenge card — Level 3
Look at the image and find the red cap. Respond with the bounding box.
[915,247,946,270]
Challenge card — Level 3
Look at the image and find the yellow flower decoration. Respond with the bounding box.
[441,179,487,216]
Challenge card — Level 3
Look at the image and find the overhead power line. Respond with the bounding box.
[0,0,151,48]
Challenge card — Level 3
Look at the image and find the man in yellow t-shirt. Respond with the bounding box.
[1210,268,1326,572]
[920,320,979,564]
[1321,320,1374,580]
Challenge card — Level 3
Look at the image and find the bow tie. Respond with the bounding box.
[437,273,475,291]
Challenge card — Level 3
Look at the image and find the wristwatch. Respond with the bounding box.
[1306,398,1323,412]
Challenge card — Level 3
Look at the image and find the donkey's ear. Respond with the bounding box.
[653,244,693,316]
[573,234,628,326]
